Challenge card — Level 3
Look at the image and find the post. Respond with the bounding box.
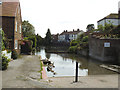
[75,62,78,82]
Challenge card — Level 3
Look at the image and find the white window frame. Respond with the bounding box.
[15,40,18,49]
[16,22,17,32]
[19,25,21,33]
[19,45,21,49]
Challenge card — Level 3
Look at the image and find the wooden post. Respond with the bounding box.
[75,62,78,82]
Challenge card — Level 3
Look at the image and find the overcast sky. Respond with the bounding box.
[19,0,120,37]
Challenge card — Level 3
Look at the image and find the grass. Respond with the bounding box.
[38,60,43,79]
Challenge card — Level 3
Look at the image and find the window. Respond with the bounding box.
[19,45,21,49]
[16,22,17,32]
[15,40,18,49]
[19,25,21,33]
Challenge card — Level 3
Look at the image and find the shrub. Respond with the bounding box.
[28,36,37,48]
[11,49,18,60]
[32,47,36,55]
[7,50,11,53]
[70,40,78,46]
[21,40,33,54]
[69,46,77,53]
[2,55,10,70]
[82,36,88,42]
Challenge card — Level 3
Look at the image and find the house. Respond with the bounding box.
[58,29,84,42]
[97,13,120,27]
[0,0,22,54]
[51,33,59,42]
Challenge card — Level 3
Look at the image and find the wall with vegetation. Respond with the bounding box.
[89,34,120,63]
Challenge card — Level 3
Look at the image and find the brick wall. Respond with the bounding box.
[14,6,22,54]
[2,16,15,50]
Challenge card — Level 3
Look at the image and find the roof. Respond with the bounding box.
[97,13,119,22]
[0,0,20,17]
[60,30,82,35]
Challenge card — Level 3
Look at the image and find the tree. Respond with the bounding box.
[110,25,120,38]
[104,23,115,34]
[97,22,115,34]
[86,24,95,32]
[44,28,52,46]
[22,20,35,37]
[36,34,43,47]
[27,36,37,48]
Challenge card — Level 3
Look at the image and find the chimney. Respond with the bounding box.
[77,28,80,31]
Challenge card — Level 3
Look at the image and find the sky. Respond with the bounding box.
[19,0,120,38]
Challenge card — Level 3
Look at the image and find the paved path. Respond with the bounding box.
[2,55,53,88]
[48,75,118,88]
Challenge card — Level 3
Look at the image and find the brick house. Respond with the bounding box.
[0,0,22,54]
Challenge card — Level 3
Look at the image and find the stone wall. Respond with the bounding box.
[89,34,120,63]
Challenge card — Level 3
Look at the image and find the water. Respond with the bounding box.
[36,47,116,77]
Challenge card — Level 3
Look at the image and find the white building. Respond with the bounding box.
[58,30,84,42]
[58,34,65,42]
[97,13,120,27]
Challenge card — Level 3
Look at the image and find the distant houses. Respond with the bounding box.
[51,34,59,43]
[58,29,84,42]
[97,13,120,26]
[0,0,22,54]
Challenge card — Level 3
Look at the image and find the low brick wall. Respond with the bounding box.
[89,34,120,62]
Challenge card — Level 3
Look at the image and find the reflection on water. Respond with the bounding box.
[36,47,116,77]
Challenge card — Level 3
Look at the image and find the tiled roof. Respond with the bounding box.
[106,13,118,18]
[98,13,119,22]
[0,0,20,17]
[60,30,81,35]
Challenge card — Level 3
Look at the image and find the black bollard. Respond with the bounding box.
[75,62,78,82]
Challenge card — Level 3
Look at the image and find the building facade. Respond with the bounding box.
[0,0,22,54]
[58,30,84,42]
[97,13,120,27]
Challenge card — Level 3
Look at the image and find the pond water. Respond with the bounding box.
[36,47,116,77]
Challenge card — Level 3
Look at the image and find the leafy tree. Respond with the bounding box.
[86,24,95,32]
[110,25,120,38]
[104,23,115,34]
[22,20,35,37]
[97,22,115,34]
[27,36,37,48]
[36,34,43,47]
[44,28,52,46]
[69,33,89,53]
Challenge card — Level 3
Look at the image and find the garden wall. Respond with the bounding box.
[89,34,120,63]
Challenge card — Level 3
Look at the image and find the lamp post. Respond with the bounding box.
[75,61,78,82]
